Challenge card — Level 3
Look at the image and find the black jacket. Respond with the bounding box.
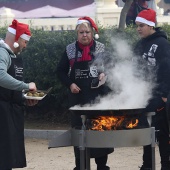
[134,28,170,110]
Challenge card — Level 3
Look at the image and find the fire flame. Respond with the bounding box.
[90,116,139,131]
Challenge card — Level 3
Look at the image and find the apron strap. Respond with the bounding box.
[75,43,79,62]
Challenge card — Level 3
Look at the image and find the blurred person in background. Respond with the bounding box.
[122,0,150,26]
[0,19,38,170]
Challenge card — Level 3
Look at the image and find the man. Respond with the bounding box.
[134,9,170,170]
[0,19,38,170]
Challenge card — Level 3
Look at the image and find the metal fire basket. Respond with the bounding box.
[49,112,156,170]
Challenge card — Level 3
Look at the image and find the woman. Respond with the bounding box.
[57,17,113,170]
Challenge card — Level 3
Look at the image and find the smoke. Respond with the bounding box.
[71,37,155,110]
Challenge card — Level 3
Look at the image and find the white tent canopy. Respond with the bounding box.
[16,5,68,18]
[15,3,96,19]
[0,6,22,18]
[67,3,96,17]
[0,2,96,19]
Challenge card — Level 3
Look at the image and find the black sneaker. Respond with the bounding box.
[139,165,151,170]
[97,165,110,170]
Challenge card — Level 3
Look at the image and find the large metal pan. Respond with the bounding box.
[69,107,146,116]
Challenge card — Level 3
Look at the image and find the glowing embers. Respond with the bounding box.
[87,116,139,131]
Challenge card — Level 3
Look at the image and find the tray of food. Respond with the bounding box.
[23,87,52,100]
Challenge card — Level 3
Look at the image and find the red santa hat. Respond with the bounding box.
[8,19,31,48]
[135,8,156,27]
[76,16,99,39]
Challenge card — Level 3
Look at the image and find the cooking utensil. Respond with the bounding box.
[69,108,145,116]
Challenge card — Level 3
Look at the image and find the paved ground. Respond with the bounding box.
[16,138,161,170]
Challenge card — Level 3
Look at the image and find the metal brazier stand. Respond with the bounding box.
[49,112,156,170]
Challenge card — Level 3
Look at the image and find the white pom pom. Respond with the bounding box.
[0,39,4,44]
[94,34,99,39]
[13,42,19,48]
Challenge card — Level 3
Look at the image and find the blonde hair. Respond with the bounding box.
[76,22,94,34]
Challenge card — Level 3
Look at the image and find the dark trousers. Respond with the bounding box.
[72,112,112,170]
[142,108,170,168]
[75,155,108,170]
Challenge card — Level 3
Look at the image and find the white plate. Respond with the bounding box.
[24,93,47,100]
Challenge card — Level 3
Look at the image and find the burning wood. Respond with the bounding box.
[88,116,139,131]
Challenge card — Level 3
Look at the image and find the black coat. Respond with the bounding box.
[57,40,114,158]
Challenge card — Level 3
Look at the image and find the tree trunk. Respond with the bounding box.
[118,0,133,30]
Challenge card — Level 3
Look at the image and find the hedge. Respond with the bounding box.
[1,24,170,123]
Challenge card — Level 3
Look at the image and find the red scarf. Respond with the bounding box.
[78,40,93,61]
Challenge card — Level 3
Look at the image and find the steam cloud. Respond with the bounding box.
[71,37,155,110]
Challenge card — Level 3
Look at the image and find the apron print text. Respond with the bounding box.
[75,69,89,79]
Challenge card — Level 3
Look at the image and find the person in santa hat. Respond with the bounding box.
[0,19,38,170]
[56,16,113,170]
[134,8,170,170]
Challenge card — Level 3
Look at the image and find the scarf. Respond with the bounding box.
[78,40,93,61]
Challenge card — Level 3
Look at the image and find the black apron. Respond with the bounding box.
[69,54,114,158]
[0,56,26,169]
[70,60,101,104]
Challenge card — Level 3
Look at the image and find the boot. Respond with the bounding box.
[73,168,79,170]
[97,165,110,170]
[139,165,151,170]
[95,155,110,170]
